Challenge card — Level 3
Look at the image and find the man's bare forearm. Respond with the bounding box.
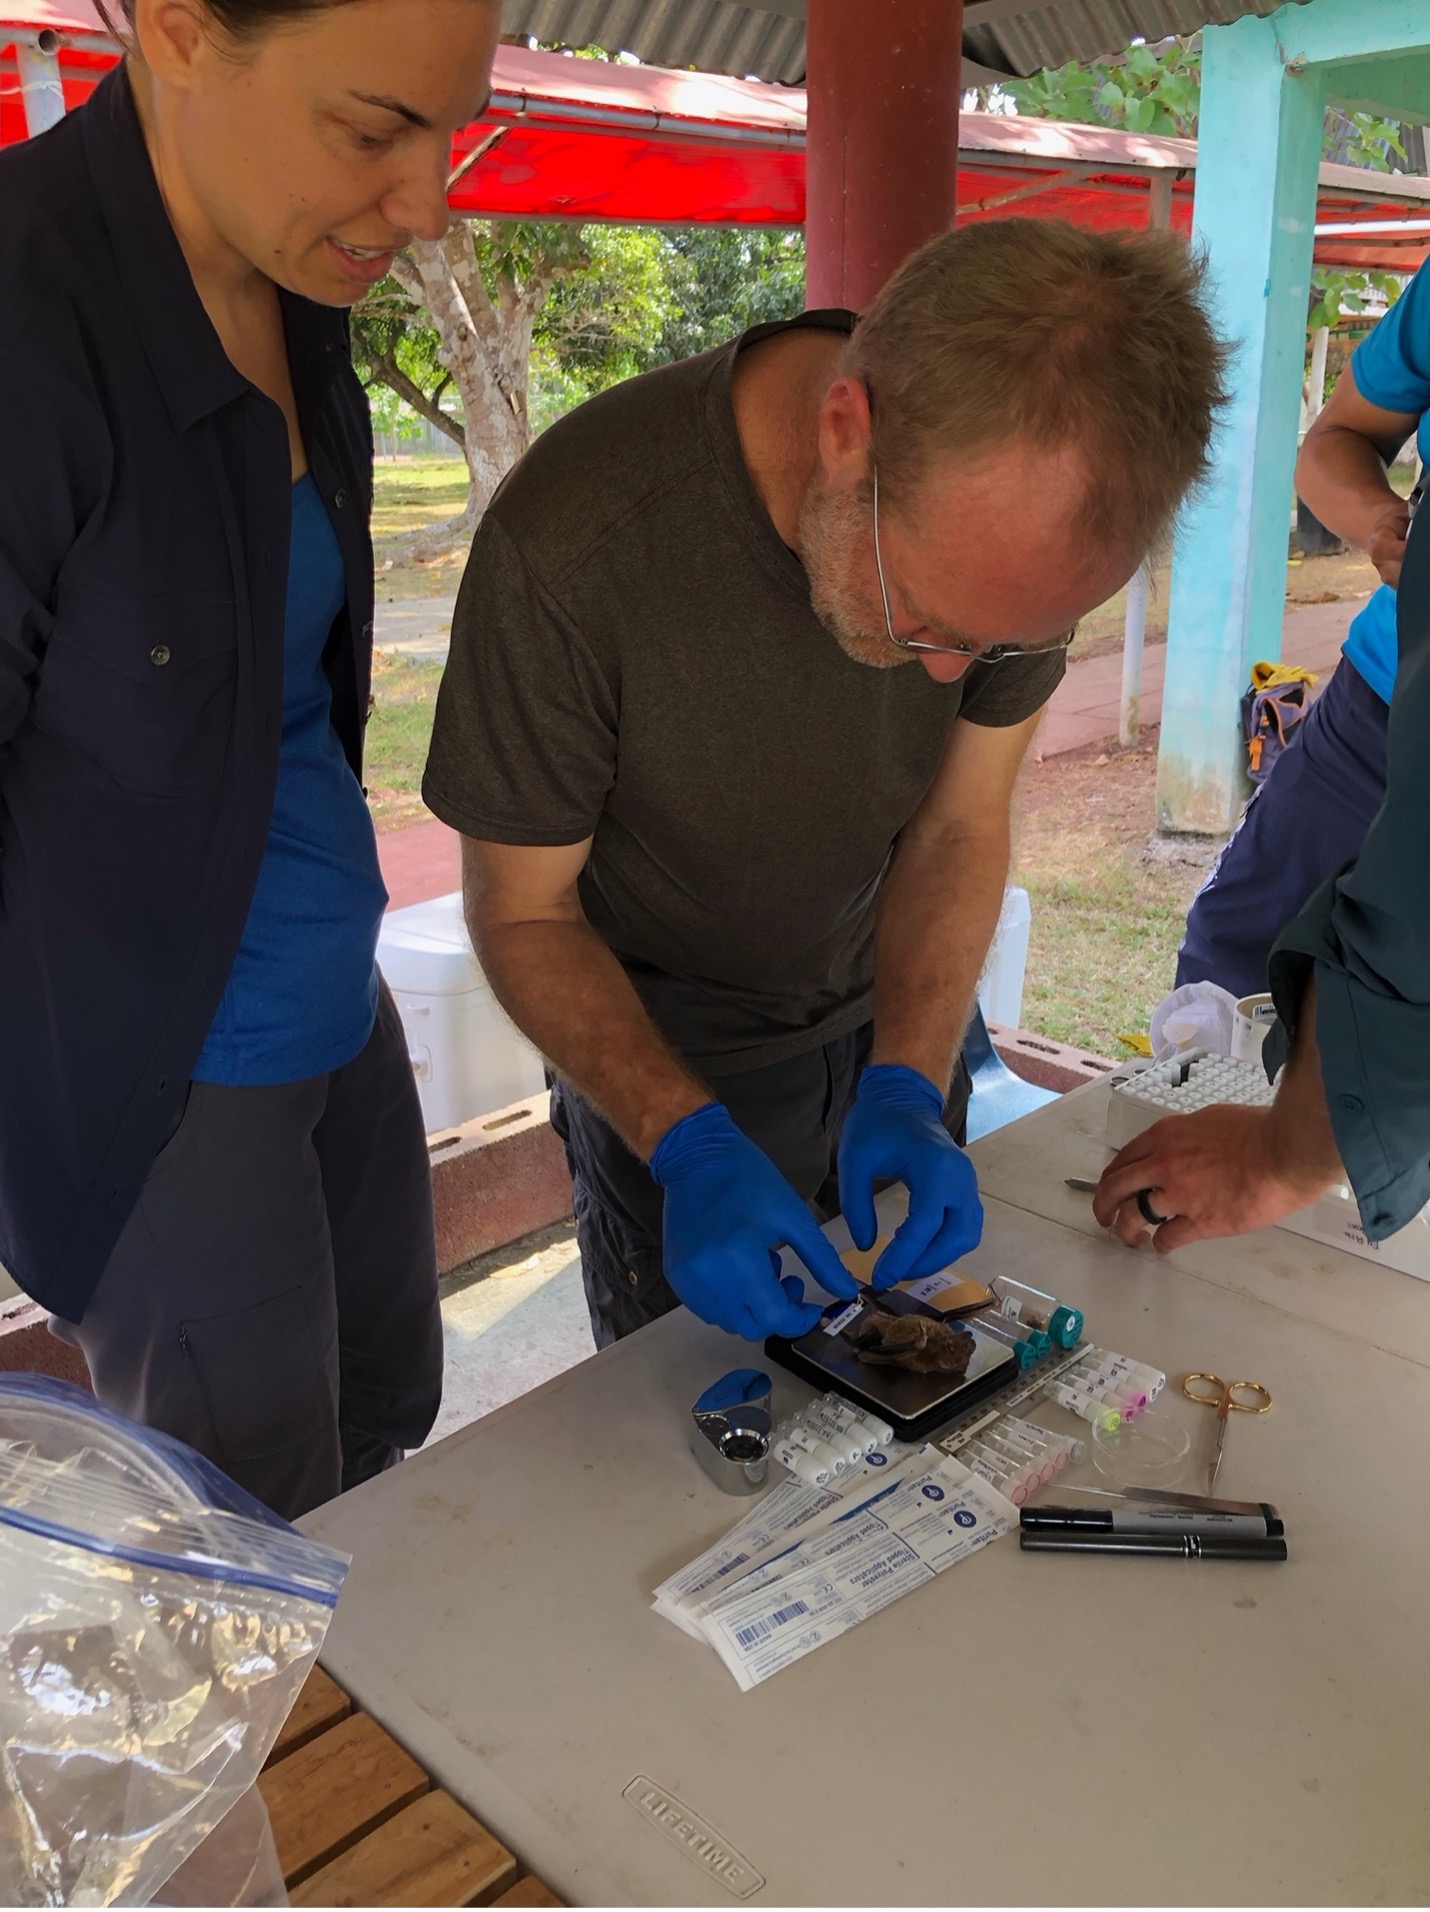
[1267,982,1343,1193]
[474,916,710,1159]
[870,824,1010,1089]
[1295,422,1403,550]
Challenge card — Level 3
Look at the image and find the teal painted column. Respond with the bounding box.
[1155,15,1325,834]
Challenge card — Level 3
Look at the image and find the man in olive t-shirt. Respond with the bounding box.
[424,220,1227,1347]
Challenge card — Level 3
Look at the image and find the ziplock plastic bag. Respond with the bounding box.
[149,1784,286,1908]
[0,1376,350,1907]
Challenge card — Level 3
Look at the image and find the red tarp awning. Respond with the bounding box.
[4,9,1429,271]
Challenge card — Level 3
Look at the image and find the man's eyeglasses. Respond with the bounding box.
[870,465,1076,664]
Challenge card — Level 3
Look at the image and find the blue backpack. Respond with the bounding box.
[1241,662,1318,783]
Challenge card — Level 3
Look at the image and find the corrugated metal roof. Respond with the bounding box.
[500,0,1308,84]
[962,0,1302,78]
[500,1,808,85]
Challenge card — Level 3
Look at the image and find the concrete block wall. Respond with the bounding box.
[426,1090,573,1274]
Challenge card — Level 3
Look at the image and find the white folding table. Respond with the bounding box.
[302,1083,1430,1906]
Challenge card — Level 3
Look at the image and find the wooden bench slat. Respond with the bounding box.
[258,1711,429,1886]
[266,1665,353,1768]
[491,1879,564,1908]
[288,1789,518,1908]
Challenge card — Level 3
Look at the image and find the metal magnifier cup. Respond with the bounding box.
[689,1368,774,1495]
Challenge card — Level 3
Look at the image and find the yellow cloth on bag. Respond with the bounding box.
[1245,662,1319,776]
[1249,661,1319,693]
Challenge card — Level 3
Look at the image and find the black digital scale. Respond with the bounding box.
[766,1287,1019,1443]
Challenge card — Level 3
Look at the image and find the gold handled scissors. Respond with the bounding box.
[1181,1373,1273,1494]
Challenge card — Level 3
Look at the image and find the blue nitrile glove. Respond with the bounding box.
[651,1103,860,1341]
[838,1063,984,1289]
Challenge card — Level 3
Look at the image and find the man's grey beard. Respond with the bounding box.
[795,482,905,670]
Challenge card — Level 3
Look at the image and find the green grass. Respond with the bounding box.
[1017,865,1199,1056]
[371,456,470,539]
[365,652,446,831]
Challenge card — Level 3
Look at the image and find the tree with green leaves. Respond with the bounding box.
[1005,38,1201,138]
[352,219,594,551]
[1005,37,1412,335]
[355,222,808,540]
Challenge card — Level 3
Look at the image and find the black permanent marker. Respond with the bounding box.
[1022,1502,1283,1539]
[1020,1530,1287,1561]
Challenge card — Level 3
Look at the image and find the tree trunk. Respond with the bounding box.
[387,228,532,555]
[369,351,464,449]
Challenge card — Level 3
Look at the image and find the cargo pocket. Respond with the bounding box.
[180,1286,332,1467]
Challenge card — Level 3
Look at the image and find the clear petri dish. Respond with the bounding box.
[1090,1407,1191,1488]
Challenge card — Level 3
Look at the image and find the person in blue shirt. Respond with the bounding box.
[1095,259,1430,1253]
[0,0,501,1518]
[1174,259,1426,1000]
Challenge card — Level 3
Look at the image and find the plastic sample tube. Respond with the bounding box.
[1000,1415,1083,1467]
[806,1397,881,1455]
[1050,1366,1122,1409]
[1070,1351,1166,1401]
[1003,1430,1069,1477]
[824,1394,895,1447]
[1066,1350,1132,1385]
[990,1276,1085,1351]
[963,1446,1028,1504]
[794,1409,866,1468]
[772,1440,830,1488]
[803,1416,869,1466]
[985,1432,1058,1485]
[1067,1357,1144,1408]
[969,1438,1041,1493]
[984,1423,1062,1473]
[773,1426,845,1476]
[971,1312,1045,1369]
[1044,1381,1121,1431]
[990,1277,1054,1330]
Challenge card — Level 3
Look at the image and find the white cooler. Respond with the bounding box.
[377,892,547,1135]
[977,886,1032,1029]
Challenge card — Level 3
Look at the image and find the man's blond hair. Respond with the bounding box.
[846,217,1230,551]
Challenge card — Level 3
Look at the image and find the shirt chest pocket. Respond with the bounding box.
[33,586,239,794]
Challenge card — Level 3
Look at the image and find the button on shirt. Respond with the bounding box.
[1340,258,1430,707]
[195,476,386,1085]
[1270,503,1430,1240]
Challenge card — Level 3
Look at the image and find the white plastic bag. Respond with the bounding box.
[0,1376,349,1907]
[1149,980,1239,1063]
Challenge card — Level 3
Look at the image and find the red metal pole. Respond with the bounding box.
[805,0,965,311]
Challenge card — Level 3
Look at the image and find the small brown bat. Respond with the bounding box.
[844,1310,975,1375]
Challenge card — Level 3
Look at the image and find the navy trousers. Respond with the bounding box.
[1176,657,1390,1001]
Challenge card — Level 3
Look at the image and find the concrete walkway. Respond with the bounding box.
[378,815,462,910]
[374,595,456,663]
[427,1226,590,1448]
[1037,593,1366,757]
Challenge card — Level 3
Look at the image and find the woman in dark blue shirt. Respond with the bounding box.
[0,0,501,1517]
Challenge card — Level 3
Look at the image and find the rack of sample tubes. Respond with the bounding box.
[1042,1346,1167,1429]
[1106,1052,1274,1149]
[935,1346,1168,1504]
[946,1414,1086,1505]
[770,1393,897,1488]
